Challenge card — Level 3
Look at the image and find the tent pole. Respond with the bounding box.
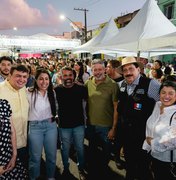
[137,51,140,61]
[148,52,151,63]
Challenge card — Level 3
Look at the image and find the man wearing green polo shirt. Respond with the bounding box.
[85,59,119,177]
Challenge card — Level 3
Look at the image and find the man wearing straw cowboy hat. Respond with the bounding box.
[117,56,160,180]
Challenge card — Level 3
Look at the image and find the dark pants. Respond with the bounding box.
[17,147,28,170]
[152,157,176,180]
[123,125,152,180]
[124,147,151,180]
[113,118,124,160]
[86,125,112,167]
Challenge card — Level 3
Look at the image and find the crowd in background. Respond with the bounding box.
[0,55,176,180]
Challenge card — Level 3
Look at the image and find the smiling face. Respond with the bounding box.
[122,63,140,84]
[92,63,105,81]
[160,86,176,107]
[36,73,50,93]
[9,70,28,90]
[61,69,74,88]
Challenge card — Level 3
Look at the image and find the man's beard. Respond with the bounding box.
[0,70,9,76]
[94,74,105,81]
[63,79,74,87]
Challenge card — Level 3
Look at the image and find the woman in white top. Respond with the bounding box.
[143,80,176,180]
[27,68,58,180]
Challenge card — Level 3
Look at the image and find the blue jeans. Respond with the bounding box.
[28,119,58,179]
[86,125,112,166]
[59,125,85,171]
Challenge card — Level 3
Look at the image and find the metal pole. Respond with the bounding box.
[74,8,89,43]
[84,9,87,42]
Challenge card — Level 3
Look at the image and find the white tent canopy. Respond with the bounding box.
[92,48,176,59]
[72,17,120,53]
[98,0,176,52]
[0,33,81,52]
[145,31,176,48]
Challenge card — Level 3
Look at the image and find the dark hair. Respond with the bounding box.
[162,75,176,83]
[159,80,176,106]
[10,64,29,75]
[60,66,76,79]
[85,59,91,65]
[27,65,32,74]
[75,61,84,84]
[159,80,176,94]
[154,60,162,68]
[164,66,172,75]
[133,63,140,68]
[0,56,13,64]
[108,60,121,68]
[29,68,56,120]
[165,75,176,82]
[155,69,163,79]
[60,66,74,74]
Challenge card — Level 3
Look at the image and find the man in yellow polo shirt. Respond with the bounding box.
[0,64,29,168]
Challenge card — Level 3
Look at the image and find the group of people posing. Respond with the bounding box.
[0,55,176,180]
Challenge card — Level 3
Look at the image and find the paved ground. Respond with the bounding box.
[39,140,126,180]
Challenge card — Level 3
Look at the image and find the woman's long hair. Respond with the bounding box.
[28,68,56,118]
[75,61,84,84]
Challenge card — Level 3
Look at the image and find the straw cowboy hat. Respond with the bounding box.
[117,56,144,74]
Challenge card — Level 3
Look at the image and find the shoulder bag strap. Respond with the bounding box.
[170,111,176,164]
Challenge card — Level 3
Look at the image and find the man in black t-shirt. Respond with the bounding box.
[54,66,88,180]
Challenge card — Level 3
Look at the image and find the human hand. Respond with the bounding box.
[4,155,16,172]
[108,128,116,140]
[146,137,153,145]
[0,166,6,176]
